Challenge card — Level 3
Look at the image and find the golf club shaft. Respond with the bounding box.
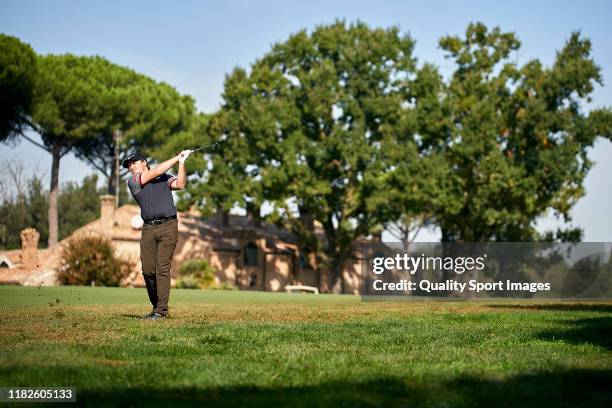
[192,142,220,152]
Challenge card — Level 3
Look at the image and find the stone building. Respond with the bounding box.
[0,196,366,294]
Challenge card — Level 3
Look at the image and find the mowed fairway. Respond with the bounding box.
[0,286,610,407]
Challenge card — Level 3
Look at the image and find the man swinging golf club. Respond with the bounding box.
[123,149,192,320]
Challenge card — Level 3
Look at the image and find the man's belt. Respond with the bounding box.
[143,215,177,225]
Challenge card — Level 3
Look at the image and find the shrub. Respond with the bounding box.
[211,282,238,291]
[57,235,132,286]
[176,258,216,289]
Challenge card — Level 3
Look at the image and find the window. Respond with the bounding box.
[300,248,313,270]
[244,242,258,266]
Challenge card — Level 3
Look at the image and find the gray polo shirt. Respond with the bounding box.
[127,172,177,221]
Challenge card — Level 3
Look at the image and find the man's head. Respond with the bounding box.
[122,153,149,174]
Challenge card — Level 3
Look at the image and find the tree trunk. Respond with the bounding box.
[401,229,410,253]
[108,154,117,195]
[439,227,455,297]
[47,146,60,247]
[322,216,342,293]
[110,132,119,197]
[330,259,344,294]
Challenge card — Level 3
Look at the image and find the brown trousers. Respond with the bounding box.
[140,219,178,316]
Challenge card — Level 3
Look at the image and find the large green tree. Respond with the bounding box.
[31,54,117,246]
[186,21,419,292]
[0,34,36,142]
[429,23,612,242]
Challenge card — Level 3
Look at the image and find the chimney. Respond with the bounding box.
[216,208,230,227]
[100,195,116,229]
[246,202,261,227]
[20,228,39,268]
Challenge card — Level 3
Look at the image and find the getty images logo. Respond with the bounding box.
[372,253,488,275]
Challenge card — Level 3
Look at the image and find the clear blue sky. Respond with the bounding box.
[1,0,611,241]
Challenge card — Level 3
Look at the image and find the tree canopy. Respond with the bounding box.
[432,23,612,241]
[0,34,36,142]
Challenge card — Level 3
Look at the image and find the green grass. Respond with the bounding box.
[0,286,610,407]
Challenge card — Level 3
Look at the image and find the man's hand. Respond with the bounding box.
[140,151,185,186]
[178,150,192,163]
[171,150,191,190]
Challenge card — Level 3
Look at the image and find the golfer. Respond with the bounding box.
[123,150,192,320]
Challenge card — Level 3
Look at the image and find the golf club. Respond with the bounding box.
[191,141,222,152]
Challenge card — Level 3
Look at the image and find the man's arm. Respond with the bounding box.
[140,153,182,185]
[170,160,187,190]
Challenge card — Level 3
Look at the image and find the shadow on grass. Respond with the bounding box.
[121,314,144,319]
[535,317,612,350]
[487,304,612,350]
[72,368,611,408]
[487,303,612,313]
